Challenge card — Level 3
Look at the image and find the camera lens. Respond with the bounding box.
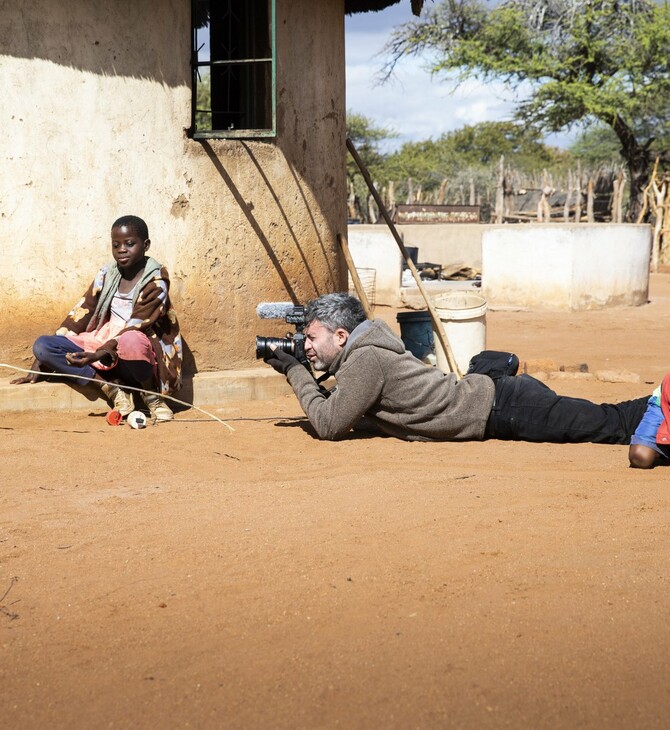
[255,336,294,359]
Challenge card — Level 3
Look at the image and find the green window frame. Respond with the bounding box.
[191,0,276,139]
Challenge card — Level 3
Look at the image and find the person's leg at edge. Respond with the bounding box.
[628,386,667,468]
[628,444,660,469]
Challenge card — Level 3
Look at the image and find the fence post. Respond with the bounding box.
[586,180,594,223]
[574,165,582,222]
[495,155,505,223]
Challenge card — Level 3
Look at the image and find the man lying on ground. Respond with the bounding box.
[263,293,668,469]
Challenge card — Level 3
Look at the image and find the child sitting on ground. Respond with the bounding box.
[628,373,670,468]
[11,215,182,422]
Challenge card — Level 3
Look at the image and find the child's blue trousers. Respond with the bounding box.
[33,335,153,387]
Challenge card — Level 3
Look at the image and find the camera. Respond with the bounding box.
[255,304,309,367]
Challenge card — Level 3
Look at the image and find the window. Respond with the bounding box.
[191,0,276,139]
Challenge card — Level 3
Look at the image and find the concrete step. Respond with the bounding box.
[0,368,292,414]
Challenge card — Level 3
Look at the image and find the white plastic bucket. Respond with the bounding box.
[432,292,487,374]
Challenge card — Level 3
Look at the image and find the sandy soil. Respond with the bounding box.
[2,275,670,729]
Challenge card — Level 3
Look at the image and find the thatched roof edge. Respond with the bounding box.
[345,0,424,16]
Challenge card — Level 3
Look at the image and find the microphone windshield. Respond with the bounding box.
[256,302,296,320]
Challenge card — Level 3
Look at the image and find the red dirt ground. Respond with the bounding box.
[2,275,670,729]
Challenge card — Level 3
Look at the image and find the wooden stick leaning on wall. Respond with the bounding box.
[346,137,462,377]
[337,233,374,320]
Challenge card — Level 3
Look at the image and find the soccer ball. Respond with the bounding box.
[127,410,148,429]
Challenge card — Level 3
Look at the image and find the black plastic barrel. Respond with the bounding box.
[396,310,434,360]
[403,246,419,269]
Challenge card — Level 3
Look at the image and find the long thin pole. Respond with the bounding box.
[346,137,461,377]
[337,233,374,320]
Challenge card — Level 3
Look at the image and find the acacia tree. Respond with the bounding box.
[383,0,670,220]
[346,112,397,221]
[569,124,623,168]
[383,121,570,202]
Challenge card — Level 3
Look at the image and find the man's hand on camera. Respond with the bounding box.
[264,346,300,375]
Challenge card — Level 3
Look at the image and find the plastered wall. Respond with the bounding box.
[348,223,651,311]
[482,224,651,310]
[0,0,347,374]
[347,224,486,306]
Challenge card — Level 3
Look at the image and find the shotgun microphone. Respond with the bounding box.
[256,302,297,320]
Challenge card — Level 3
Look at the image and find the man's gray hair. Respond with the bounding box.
[305,293,367,333]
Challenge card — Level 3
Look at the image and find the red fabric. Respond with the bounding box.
[656,373,670,445]
[116,330,156,365]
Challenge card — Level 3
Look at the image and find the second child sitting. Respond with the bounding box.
[11,215,182,422]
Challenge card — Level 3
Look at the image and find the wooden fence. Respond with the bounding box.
[348,158,669,267]
[637,159,670,271]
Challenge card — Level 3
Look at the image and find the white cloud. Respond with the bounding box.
[345,6,578,151]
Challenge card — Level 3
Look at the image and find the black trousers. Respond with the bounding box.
[484,374,649,445]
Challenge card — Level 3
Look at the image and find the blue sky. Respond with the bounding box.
[345,3,576,153]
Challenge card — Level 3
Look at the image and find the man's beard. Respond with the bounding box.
[311,356,329,372]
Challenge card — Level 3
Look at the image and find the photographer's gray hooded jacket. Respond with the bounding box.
[286,319,495,441]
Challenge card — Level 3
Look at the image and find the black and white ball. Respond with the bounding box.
[127,411,148,429]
